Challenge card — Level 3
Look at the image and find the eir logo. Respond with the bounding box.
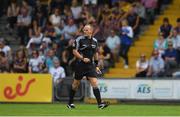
[3,76,36,100]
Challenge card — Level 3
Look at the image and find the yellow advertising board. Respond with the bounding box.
[0,74,52,102]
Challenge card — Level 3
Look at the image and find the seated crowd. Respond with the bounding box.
[136,17,180,78]
[0,0,176,78]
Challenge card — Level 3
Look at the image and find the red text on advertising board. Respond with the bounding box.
[3,75,36,100]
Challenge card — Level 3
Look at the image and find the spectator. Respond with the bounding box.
[80,5,95,24]
[98,45,105,70]
[49,8,63,28]
[6,0,20,31]
[26,19,43,48]
[75,22,84,36]
[134,1,146,25]
[28,50,46,73]
[154,32,168,57]
[92,20,105,43]
[175,18,180,34]
[147,50,165,77]
[17,4,32,45]
[0,51,9,73]
[106,30,120,63]
[12,49,27,73]
[99,18,113,39]
[163,42,177,76]
[51,42,61,59]
[70,0,82,22]
[28,19,42,38]
[126,6,140,37]
[119,19,133,69]
[35,11,47,28]
[43,21,56,41]
[0,39,12,62]
[49,58,66,100]
[63,5,73,20]
[167,29,180,66]
[41,32,52,44]
[45,49,59,70]
[61,18,78,41]
[135,53,149,77]
[27,33,51,49]
[49,58,66,82]
[54,22,64,39]
[33,0,48,19]
[61,39,75,76]
[98,41,112,73]
[141,0,157,24]
[20,0,32,16]
[107,4,121,32]
[167,29,180,49]
[159,17,173,39]
[97,4,111,25]
[39,41,50,56]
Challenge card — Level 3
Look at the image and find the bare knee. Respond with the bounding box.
[89,78,98,88]
[72,80,80,91]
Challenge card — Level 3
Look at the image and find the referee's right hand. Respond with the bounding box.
[83,58,90,63]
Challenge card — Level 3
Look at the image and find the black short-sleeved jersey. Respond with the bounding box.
[73,35,98,61]
[72,35,98,80]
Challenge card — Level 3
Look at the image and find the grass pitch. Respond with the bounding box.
[0,103,180,116]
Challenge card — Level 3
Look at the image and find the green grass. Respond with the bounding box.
[1,103,180,116]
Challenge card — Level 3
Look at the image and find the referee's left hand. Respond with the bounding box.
[96,67,102,75]
[83,58,90,63]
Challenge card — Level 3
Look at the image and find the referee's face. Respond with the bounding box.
[83,25,93,37]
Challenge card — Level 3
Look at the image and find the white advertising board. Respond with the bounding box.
[89,79,180,100]
[131,80,153,99]
[153,80,173,99]
[90,80,130,99]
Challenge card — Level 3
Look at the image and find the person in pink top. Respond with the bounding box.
[141,0,157,24]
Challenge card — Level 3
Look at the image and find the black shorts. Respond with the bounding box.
[74,61,97,80]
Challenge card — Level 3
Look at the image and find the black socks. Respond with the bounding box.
[93,87,102,105]
[68,86,76,104]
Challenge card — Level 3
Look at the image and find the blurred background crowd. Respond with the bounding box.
[0,0,179,78]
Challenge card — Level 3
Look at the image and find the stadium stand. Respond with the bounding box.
[0,0,179,79]
[104,0,180,78]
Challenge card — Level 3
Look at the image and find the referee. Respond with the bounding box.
[67,24,109,109]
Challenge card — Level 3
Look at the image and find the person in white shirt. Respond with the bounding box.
[49,8,62,27]
[26,33,43,48]
[120,19,133,69]
[28,50,45,73]
[49,58,66,84]
[0,38,12,62]
[49,58,66,101]
[106,30,120,62]
[135,53,149,77]
[71,0,82,20]
[26,32,52,48]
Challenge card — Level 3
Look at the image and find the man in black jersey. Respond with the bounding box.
[67,24,109,109]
